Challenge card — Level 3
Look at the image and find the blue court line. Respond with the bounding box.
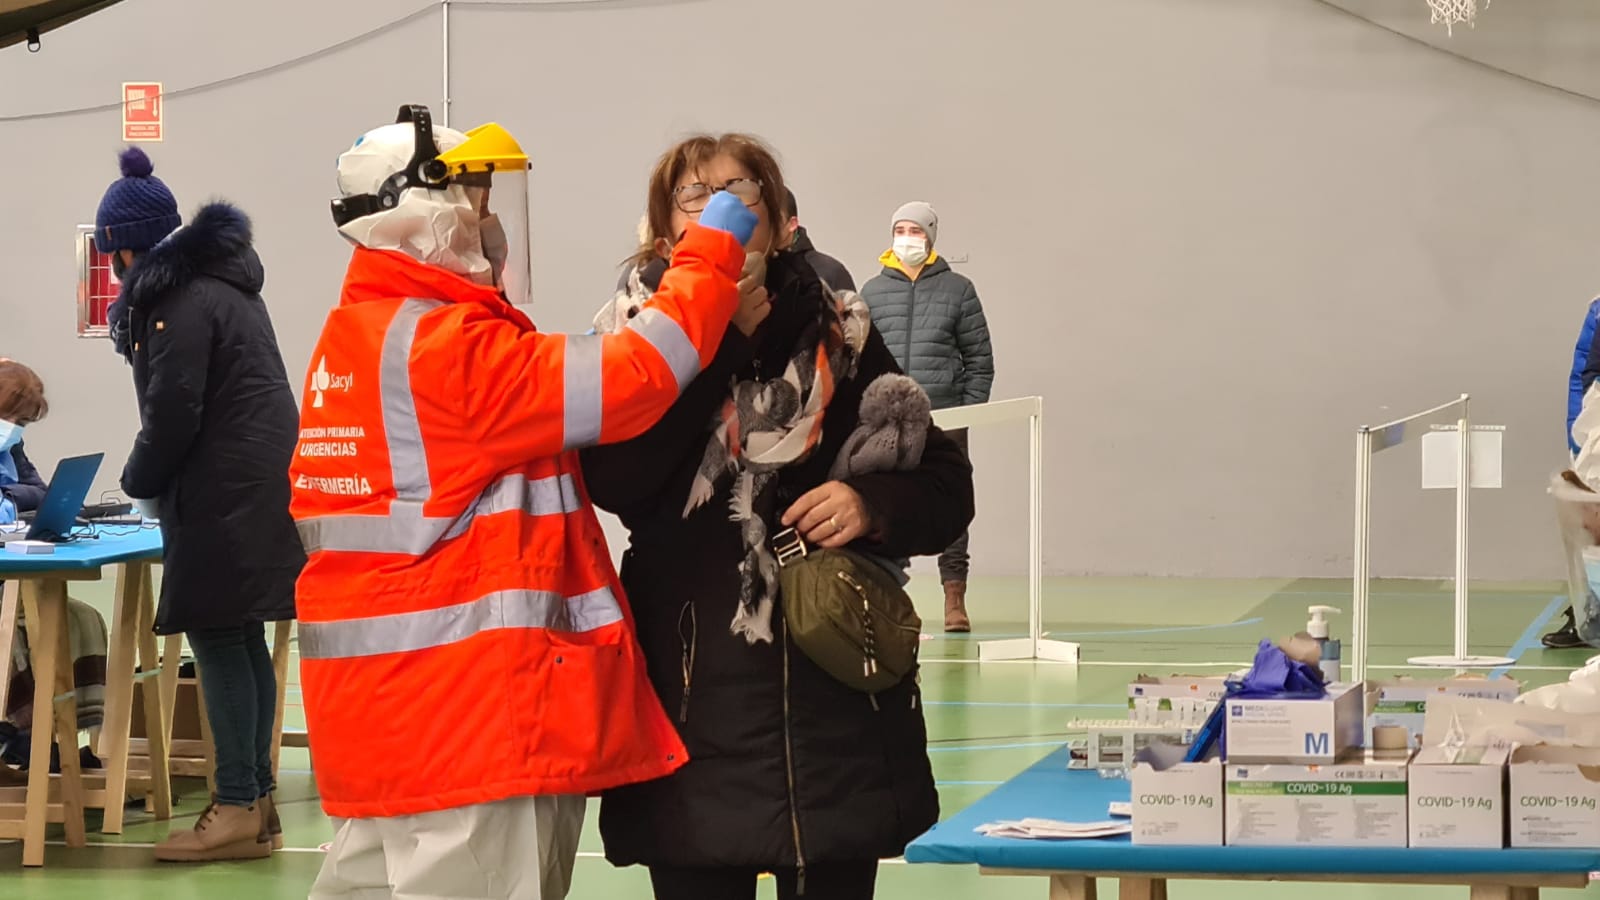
[922,702,1124,709]
[1489,594,1568,680]
[927,740,1064,754]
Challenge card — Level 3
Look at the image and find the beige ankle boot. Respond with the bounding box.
[944,581,971,633]
[258,792,283,850]
[154,799,270,862]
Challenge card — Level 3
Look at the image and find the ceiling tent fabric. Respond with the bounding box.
[0,0,125,50]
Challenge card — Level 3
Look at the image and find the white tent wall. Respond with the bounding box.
[1,0,1597,580]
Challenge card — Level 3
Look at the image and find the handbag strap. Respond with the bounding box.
[772,527,810,568]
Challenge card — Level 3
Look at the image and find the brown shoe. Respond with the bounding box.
[155,799,270,862]
[944,581,971,633]
[258,792,284,850]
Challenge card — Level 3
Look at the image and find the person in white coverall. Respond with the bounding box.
[290,105,757,899]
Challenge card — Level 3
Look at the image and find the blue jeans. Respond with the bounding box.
[187,623,276,807]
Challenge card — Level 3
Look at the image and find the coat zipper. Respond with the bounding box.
[903,276,917,372]
[780,618,808,895]
[678,602,697,723]
[838,571,881,710]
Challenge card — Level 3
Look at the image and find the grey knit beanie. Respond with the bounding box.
[891,201,938,247]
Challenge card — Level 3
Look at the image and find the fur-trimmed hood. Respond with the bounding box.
[110,202,263,358]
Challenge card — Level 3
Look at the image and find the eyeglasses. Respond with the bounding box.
[673,178,764,214]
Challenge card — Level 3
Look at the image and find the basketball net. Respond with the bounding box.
[1427,0,1489,35]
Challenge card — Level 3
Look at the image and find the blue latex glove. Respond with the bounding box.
[697,190,759,246]
[0,497,13,525]
[1237,639,1326,698]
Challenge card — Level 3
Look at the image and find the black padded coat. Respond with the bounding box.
[581,252,974,871]
[112,202,303,635]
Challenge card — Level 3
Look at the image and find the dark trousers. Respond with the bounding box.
[649,861,880,900]
[187,622,276,807]
[939,428,971,584]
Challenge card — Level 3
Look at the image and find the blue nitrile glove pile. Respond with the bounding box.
[1235,638,1327,698]
[1184,638,1328,763]
[0,497,14,525]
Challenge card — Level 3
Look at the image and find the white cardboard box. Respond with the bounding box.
[1367,677,1520,750]
[1129,676,1229,726]
[1225,752,1410,847]
[1225,683,1365,764]
[1509,745,1600,849]
[1131,759,1222,846]
[1408,744,1508,849]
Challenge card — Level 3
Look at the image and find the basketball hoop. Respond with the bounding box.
[1427,0,1489,35]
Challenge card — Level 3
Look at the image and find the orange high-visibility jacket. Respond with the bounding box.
[290,224,744,819]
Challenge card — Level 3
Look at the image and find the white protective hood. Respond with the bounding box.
[334,122,494,286]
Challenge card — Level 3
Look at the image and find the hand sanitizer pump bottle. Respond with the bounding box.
[1308,605,1342,684]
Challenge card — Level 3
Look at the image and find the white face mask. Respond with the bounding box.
[0,419,22,453]
[893,235,929,268]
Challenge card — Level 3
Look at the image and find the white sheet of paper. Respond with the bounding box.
[1421,429,1502,489]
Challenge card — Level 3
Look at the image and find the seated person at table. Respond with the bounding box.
[0,359,108,781]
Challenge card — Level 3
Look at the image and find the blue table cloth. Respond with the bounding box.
[0,527,162,574]
[907,746,1600,877]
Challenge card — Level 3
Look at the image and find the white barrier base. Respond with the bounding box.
[1406,654,1517,669]
[978,637,1081,663]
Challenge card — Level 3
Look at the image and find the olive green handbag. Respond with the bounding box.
[773,527,922,694]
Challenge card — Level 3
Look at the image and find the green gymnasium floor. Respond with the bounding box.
[3,575,1592,899]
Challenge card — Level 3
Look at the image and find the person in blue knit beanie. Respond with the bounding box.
[96,148,182,357]
[93,145,305,863]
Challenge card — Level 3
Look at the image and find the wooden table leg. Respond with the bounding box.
[136,573,172,820]
[46,581,86,848]
[1470,887,1538,900]
[268,619,292,781]
[20,578,87,866]
[97,562,144,834]
[158,634,180,741]
[0,579,18,720]
[1119,878,1167,900]
[1051,875,1097,900]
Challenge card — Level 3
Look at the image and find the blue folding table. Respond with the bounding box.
[0,528,171,867]
[907,746,1600,899]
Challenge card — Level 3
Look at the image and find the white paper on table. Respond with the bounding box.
[1421,429,1502,489]
[975,818,1132,840]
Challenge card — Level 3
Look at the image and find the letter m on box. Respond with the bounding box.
[1305,732,1330,756]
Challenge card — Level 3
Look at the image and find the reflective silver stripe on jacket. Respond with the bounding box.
[298,298,581,555]
[381,299,439,502]
[298,586,624,660]
[559,307,702,452]
[563,333,604,450]
[627,308,699,391]
[296,473,582,555]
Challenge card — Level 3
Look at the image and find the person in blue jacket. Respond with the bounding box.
[1546,298,1600,649]
[0,359,48,525]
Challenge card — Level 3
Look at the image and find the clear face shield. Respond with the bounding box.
[462,168,531,309]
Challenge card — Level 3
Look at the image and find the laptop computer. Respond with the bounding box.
[0,453,106,544]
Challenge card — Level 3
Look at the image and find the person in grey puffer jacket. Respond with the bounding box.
[861,201,994,633]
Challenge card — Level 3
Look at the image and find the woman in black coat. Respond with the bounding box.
[582,135,974,900]
[100,156,304,861]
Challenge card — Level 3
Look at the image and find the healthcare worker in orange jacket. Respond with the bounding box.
[291,105,760,900]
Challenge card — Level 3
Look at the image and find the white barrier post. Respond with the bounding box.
[1351,394,1511,681]
[931,397,1077,664]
